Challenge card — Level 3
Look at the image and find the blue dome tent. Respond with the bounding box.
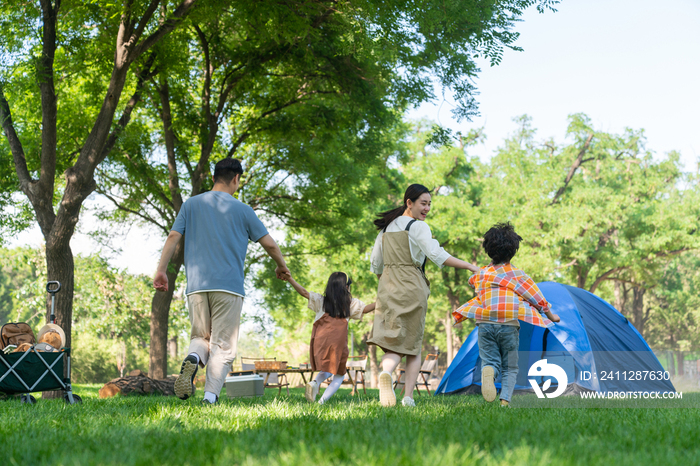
[436,282,675,396]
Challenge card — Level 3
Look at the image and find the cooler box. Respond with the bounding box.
[225,374,264,398]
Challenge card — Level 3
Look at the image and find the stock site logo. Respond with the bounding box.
[528,359,568,398]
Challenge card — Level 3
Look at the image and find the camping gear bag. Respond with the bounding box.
[0,323,36,350]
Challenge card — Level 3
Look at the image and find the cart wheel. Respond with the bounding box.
[64,393,82,404]
[20,394,36,405]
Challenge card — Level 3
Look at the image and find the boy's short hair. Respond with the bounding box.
[213,158,243,184]
[483,222,523,265]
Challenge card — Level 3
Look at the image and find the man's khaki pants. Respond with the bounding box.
[186,292,242,396]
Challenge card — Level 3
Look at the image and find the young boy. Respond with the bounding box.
[452,223,560,407]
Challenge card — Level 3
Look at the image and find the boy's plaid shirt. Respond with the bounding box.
[452,263,553,328]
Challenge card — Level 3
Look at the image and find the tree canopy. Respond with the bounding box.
[0,0,563,375]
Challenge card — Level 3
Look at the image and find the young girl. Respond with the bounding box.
[285,272,375,404]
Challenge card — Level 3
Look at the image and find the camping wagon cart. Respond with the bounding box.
[0,281,81,405]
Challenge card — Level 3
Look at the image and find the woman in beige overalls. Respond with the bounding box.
[368,184,480,407]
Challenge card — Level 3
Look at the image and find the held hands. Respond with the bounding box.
[275,265,291,281]
[466,263,480,273]
[546,312,561,323]
[153,270,169,292]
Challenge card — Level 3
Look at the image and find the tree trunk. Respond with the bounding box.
[613,280,628,313]
[632,286,646,336]
[577,268,588,289]
[148,238,185,379]
[44,242,74,346]
[116,341,127,377]
[42,241,75,399]
[168,336,178,360]
[676,351,685,377]
[369,344,379,389]
[147,78,190,380]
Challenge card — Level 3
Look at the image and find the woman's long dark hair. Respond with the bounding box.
[374,184,431,231]
[323,272,353,319]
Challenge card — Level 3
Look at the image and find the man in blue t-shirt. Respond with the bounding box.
[154,158,290,404]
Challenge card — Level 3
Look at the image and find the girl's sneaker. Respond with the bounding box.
[401,396,416,407]
[481,366,497,402]
[379,371,396,407]
[305,380,319,403]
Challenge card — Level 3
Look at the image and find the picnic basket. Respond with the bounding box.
[254,360,287,371]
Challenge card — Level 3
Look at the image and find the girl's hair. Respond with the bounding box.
[483,222,523,265]
[323,272,353,319]
[374,184,431,231]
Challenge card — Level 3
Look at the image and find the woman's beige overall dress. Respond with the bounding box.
[368,220,430,356]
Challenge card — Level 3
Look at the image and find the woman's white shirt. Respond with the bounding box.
[369,216,451,275]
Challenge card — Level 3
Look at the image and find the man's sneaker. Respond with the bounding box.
[174,355,199,400]
[305,380,319,403]
[201,396,218,406]
[481,366,497,402]
[401,396,416,407]
[500,399,510,407]
[318,397,325,405]
[379,371,396,407]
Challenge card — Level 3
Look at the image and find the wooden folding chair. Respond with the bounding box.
[239,356,289,396]
[318,355,368,396]
[393,353,439,396]
[345,355,368,396]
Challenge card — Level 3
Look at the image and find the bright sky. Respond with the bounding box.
[409,0,700,170]
[9,0,700,280]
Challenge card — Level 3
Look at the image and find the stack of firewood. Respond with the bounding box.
[99,370,178,398]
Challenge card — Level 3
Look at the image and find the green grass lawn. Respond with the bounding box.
[1,385,699,466]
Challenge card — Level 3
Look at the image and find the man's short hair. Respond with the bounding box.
[483,222,523,265]
[213,158,243,184]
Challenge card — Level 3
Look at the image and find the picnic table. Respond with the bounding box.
[254,368,315,386]
[230,361,365,395]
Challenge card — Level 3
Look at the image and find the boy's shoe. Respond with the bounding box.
[305,380,319,403]
[500,399,510,407]
[481,366,497,403]
[401,396,416,408]
[379,371,396,407]
[174,354,199,400]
